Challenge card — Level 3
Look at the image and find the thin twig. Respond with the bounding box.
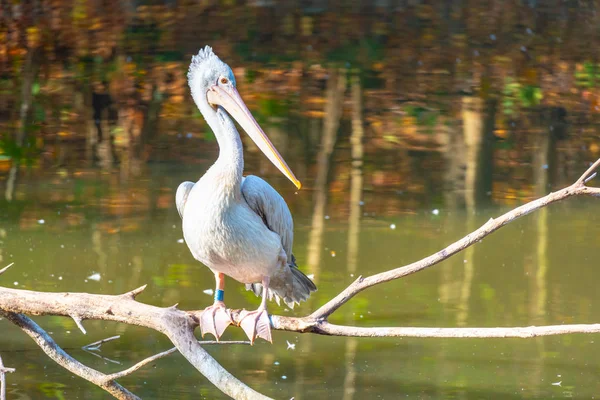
[584,171,597,184]
[83,335,121,351]
[0,355,15,400]
[123,285,147,299]
[0,288,270,400]
[0,356,14,374]
[310,321,600,338]
[71,315,87,334]
[0,356,4,400]
[0,159,599,400]
[83,335,248,352]
[101,340,251,383]
[265,316,600,338]
[83,347,122,365]
[0,311,139,400]
[102,347,177,383]
[309,160,600,320]
[0,263,14,276]
[199,340,251,345]
[95,340,251,382]
[576,158,600,185]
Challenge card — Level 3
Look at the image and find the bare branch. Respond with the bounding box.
[102,347,177,383]
[83,335,121,351]
[576,158,600,185]
[122,285,147,299]
[99,342,256,383]
[82,335,123,365]
[82,347,122,365]
[0,287,271,399]
[585,171,597,184]
[0,355,15,400]
[95,340,251,383]
[83,335,248,352]
[199,340,251,345]
[0,311,139,400]
[0,263,14,277]
[301,321,600,338]
[0,358,14,374]
[71,315,87,334]
[310,160,600,320]
[0,158,599,400]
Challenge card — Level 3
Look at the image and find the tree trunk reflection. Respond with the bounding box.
[306,68,346,279]
[462,97,495,209]
[343,71,364,400]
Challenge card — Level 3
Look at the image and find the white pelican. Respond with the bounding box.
[176,46,316,343]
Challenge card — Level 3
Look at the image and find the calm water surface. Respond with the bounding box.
[3,1,600,399]
[1,164,600,399]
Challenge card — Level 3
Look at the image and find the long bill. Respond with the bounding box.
[207,85,302,190]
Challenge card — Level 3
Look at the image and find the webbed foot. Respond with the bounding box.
[199,301,233,340]
[239,307,272,344]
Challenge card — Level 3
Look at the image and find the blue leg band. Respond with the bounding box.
[214,289,225,302]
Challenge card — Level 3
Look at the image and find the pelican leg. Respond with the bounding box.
[200,272,233,340]
[239,276,272,344]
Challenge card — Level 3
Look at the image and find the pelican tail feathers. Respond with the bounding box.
[245,262,316,309]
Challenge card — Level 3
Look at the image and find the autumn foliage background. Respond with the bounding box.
[2,1,600,212]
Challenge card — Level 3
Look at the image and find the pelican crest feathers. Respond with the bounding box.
[187,46,236,104]
[179,47,314,343]
[187,46,218,81]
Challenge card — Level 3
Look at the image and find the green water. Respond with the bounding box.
[3,1,600,398]
[1,165,600,399]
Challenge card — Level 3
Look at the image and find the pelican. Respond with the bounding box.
[176,46,316,344]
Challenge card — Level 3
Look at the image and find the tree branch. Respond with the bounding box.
[100,340,250,384]
[82,335,122,351]
[0,311,139,400]
[290,321,600,338]
[309,163,600,320]
[0,291,270,400]
[0,158,599,399]
[102,347,177,384]
[576,158,600,185]
[0,263,13,277]
[0,355,15,400]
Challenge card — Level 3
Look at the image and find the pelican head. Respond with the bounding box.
[187,46,301,189]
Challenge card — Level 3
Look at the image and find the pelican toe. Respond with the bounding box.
[239,308,272,344]
[200,303,233,340]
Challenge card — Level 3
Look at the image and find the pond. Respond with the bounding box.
[1,1,600,399]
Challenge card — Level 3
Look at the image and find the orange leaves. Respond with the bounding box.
[26,27,40,48]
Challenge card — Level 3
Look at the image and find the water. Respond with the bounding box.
[2,1,600,399]
[1,169,600,399]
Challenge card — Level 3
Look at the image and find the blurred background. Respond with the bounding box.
[1,1,600,399]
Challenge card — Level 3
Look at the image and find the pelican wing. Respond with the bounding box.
[176,181,195,219]
[242,175,316,307]
[241,175,294,263]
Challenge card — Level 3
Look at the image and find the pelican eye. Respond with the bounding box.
[220,77,228,84]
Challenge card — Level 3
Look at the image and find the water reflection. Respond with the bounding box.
[1,172,600,399]
[307,67,346,279]
[3,2,600,209]
[462,97,495,209]
[342,71,364,400]
[2,1,600,399]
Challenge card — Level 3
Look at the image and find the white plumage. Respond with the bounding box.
[176,46,316,343]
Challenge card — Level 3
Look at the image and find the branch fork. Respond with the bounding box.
[0,355,15,400]
[0,158,599,399]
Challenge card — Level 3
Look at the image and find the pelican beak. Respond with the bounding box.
[207,85,302,190]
